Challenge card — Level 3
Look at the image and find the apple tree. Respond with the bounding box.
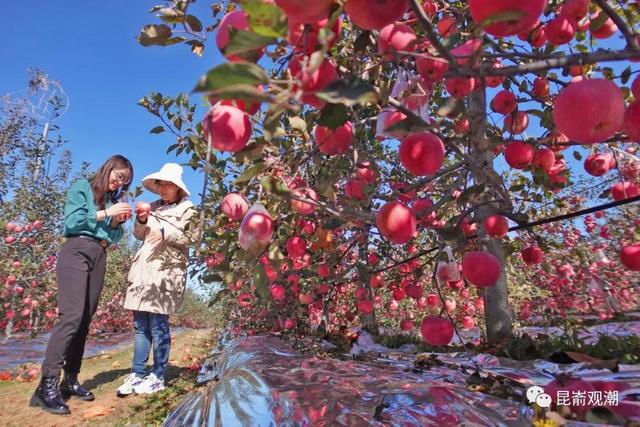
[137,0,640,344]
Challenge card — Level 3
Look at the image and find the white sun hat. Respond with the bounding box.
[142,163,191,196]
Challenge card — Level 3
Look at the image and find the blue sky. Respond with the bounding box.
[0,1,222,201]
[1,2,634,215]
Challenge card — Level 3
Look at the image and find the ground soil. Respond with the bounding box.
[0,328,214,427]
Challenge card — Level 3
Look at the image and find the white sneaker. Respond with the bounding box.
[133,373,165,394]
[117,373,143,397]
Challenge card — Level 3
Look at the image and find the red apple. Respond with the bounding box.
[462,251,501,287]
[399,132,445,176]
[314,122,353,156]
[288,17,341,55]
[420,316,454,346]
[532,148,556,171]
[504,141,533,169]
[290,57,338,108]
[623,100,640,142]
[545,16,575,45]
[275,0,334,23]
[504,111,529,134]
[345,0,408,30]
[290,187,318,215]
[216,11,263,62]
[620,243,640,271]
[202,104,251,153]
[584,152,614,177]
[220,193,249,221]
[376,201,417,244]
[492,90,517,115]
[553,79,625,144]
[378,23,416,61]
[522,245,544,265]
[611,181,640,201]
[469,0,547,37]
[484,214,509,238]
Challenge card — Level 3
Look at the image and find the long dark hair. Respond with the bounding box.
[90,155,133,209]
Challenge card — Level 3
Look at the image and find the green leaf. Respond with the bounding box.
[288,116,307,132]
[261,175,291,195]
[137,24,172,47]
[480,10,527,28]
[267,242,285,263]
[620,66,632,84]
[316,77,378,106]
[323,217,345,230]
[202,273,223,284]
[384,117,429,135]
[208,288,231,307]
[436,226,461,243]
[185,14,203,32]
[457,184,486,206]
[575,43,589,53]
[590,11,609,32]
[150,126,165,134]
[441,32,462,50]
[234,141,266,163]
[224,28,276,57]
[193,62,268,93]
[602,67,615,80]
[317,103,349,129]
[240,0,288,38]
[188,40,205,57]
[234,162,268,184]
[252,264,268,300]
[209,84,269,103]
[157,7,184,24]
[264,103,287,136]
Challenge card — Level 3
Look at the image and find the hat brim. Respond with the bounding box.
[142,172,190,196]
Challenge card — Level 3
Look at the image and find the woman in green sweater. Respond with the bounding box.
[30,155,133,415]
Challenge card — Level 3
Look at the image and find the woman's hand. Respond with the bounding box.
[106,203,132,218]
[135,202,152,223]
[114,213,131,223]
[145,228,163,245]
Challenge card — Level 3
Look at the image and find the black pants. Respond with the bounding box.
[41,237,107,378]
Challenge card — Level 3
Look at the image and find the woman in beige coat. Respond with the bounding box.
[117,163,197,396]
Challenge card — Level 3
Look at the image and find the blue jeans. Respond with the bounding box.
[131,311,170,381]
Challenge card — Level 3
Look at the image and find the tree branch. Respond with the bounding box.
[592,0,639,50]
[407,0,458,68]
[447,49,640,77]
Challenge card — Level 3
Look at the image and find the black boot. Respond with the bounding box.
[60,373,95,401]
[30,376,70,415]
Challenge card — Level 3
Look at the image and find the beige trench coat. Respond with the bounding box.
[123,199,197,315]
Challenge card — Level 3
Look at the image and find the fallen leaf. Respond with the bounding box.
[81,405,112,420]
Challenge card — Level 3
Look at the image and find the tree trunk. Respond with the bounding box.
[5,293,16,337]
[468,86,514,344]
[359,229,377,333]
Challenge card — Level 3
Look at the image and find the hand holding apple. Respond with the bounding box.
[135,201,152,222]
[106,202,132,218]
[114,212,131,223]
